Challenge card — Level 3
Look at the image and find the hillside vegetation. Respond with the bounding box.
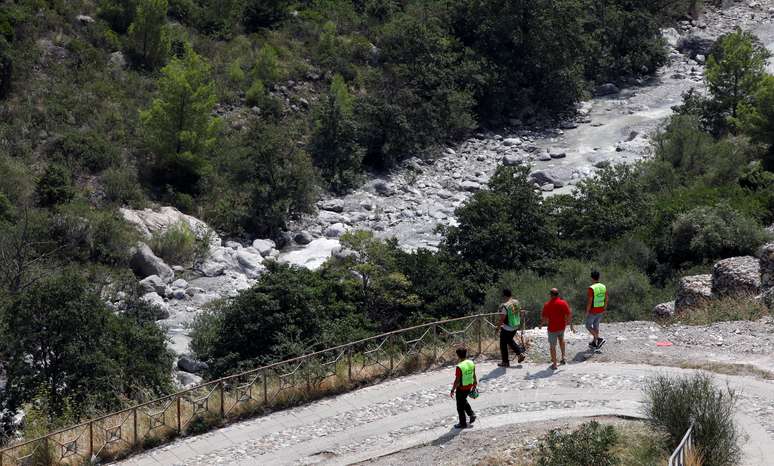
[1,0,773,446]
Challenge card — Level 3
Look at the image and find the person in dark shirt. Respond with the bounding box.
[450,347,477,429]
[540,288,574,370]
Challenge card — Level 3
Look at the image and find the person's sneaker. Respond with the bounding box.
[469,416,477,424]
[517,354,526,363]
[550,364,558,370]
[588,339,596,348]
[454,423,468,429]
[559,359,566,365]
[596,338,606,349]
[497,362,510,367]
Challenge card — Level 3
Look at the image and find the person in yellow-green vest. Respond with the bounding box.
[496,288,526,367]
[450,347,477,429]
[586,270,609,349]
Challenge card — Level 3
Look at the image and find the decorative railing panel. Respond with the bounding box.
[668,423,695,466]
[0,313,499,465]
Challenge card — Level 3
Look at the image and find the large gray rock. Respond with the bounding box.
[236,248,266,279]
[319,199,345,213]
[139,275,167,295]
[594,83,620,96]
[177,355,208,374]
[675,274,713,312]
[294,231,314,245]
[760,243,774,291]
[120,206,218,247]
[677,33,715,58]
[502,154,522,166]
[324,222,348,238]
[199,247,238,277]
[139,292,170,320]
[712,256,761,297]
[459,180,482,192]
[252,239,276,257]
[529,168,573,188]
[130,243,174,282]
[662,28,681,48]
[653,301,676,318]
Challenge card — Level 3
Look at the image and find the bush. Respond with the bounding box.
[670,203,768,266]
[487,259,670,325]
[643,373,742,466]
[149,220,208,266]
[102,166,145,207]
[666,295,769,325]
[36,164,75,208]
[537,420,619,466]
[52,131,120,173]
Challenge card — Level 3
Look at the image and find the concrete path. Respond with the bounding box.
[117,360,774,466]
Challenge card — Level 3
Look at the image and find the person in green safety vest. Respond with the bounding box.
[585,270,609,349]
[450,347,477,429]
[496,288,526,367]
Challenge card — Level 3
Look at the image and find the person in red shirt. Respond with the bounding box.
[540,288,574,370]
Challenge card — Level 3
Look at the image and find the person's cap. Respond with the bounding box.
[550,288,559,296]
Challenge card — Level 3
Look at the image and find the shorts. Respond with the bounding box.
[547,330,565,346]
[585,313,603,332]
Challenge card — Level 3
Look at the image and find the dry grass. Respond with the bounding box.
[678,361,774,380]
[685,447,704,466]
[664,295,769,326]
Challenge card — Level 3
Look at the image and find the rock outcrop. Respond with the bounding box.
[653,302,676,318]
[712,256,761,297]
[130,242,174,282]
[121,207,218,247]
[675,274,713,312]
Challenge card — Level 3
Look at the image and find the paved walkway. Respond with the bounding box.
[117,360,774,466]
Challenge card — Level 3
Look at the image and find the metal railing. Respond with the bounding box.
[669,423,695,466]
[0,313,500,465]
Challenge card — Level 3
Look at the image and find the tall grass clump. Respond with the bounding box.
[666,295,768,326]
[643,372,742,466]
[149,221,209,266]
[536,420,619,466]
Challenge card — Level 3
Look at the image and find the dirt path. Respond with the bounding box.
[117,318,774,466]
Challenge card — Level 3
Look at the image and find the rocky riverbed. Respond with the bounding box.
[282,0,774,263]
[115,1,774,386]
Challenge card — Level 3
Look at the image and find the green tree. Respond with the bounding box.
[0,274,173,431]
[243,0,288,32]
[127,0,170,69]
[310,75,363,193]
[327,231,422,330]
[140,47,219,193]
[252,45,281,86]
[739,75,774,171]
[706,28,770,121]
[441,165,556,301]
[98,0,138,33]
[36,164,75,208]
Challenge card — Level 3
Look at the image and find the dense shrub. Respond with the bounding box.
[643,373,742,466]
[36,164,75,208]
[670,203,768,265]
[537,420,619,466]
[149,220,208,266]
[441,165,556,295]
[487,259,670,325]
[52,131,120,173]
[0,273,173,434]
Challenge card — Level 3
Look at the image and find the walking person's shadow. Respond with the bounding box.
[479,366,507,382]
[525,366,556,380]
[431,427,463,446]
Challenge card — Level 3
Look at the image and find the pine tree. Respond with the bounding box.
[310,75,363,193]
[127,0,170,70]
[140,47,219,193]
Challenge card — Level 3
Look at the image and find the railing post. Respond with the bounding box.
[89,420,94,459]
[133,408,138,447]
[176,396,182,433]
[347,346,352,383]
[263,370,268,406]
[432,324,437,365]
[477,316,482,356]
[44,437,50,466]
[389,336,394,373]
[219,382,225,419]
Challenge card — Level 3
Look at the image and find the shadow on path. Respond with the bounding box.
[430,428,463,447]
[572,350,599,363]
[479,366,507,382]
[525,367,556,380]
